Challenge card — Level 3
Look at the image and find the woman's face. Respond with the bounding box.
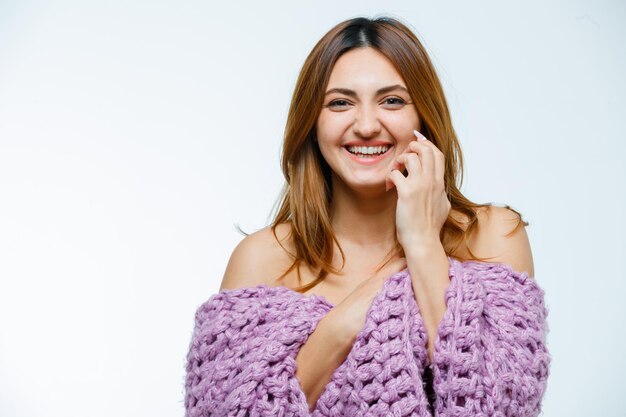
[315,47,421,192]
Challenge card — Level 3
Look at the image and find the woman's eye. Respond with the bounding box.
[384,97,406,106]
[328,99,350,108]
[326,97,406,110]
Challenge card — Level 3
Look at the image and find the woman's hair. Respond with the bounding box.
[239,15,528,293]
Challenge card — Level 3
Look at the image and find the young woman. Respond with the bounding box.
[185,16,549,417]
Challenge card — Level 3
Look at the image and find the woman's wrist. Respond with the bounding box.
[321,308,359,350]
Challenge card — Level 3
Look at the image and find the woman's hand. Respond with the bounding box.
[327,257,408,344]
[385,129,451,252]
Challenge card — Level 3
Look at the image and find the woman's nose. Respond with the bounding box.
[353,105,382,137]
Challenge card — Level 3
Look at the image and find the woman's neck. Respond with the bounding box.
[329,180,398,247]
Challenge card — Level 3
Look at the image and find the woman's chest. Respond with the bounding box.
[275,251,393,306]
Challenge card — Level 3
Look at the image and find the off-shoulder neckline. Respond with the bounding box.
[216,255,537,308]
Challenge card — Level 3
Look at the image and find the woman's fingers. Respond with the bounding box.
[396,152,421,176]
[386,151,415,191]
[410,141,434,178]
[412,130,445,180]
[386,169,407,192]
[389,145,411,173]
[386,129,445,191]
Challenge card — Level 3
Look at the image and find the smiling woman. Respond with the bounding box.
[184,15,550,417]
[316,48,420,190]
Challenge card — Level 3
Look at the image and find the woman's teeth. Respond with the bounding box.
[347,145,390,157]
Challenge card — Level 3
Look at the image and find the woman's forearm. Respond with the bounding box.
[294,310,354,412]
[405,241,450,363]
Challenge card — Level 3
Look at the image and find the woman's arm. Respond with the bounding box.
[295,309,355,412]
[214,229,409,413]
[295,256,408,411]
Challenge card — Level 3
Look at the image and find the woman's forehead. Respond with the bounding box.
[326,49,406,93]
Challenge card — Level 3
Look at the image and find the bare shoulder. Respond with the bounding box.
[471,205,535,278]
[219,223,295,291]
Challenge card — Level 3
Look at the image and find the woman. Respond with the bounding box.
[185,16,550,417]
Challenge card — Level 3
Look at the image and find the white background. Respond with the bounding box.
[1,1,624,416]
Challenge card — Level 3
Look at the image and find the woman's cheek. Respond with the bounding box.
[318,111,352,133]
[382,116,414,137]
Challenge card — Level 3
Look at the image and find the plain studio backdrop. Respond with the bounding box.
[1,1,624,416]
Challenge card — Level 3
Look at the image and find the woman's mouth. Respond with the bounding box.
[343,145,394,165]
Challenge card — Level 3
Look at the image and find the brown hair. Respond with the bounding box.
[240,15,528,293]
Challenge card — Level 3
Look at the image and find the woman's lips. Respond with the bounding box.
[342,146,394,165]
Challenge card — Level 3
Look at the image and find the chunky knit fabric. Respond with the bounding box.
[184,256,551,416]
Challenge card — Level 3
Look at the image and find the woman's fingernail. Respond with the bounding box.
[413,129,428,141]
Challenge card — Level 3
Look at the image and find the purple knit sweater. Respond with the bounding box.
[184,256,551,416]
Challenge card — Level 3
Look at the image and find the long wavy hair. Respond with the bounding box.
[240,15,528,293]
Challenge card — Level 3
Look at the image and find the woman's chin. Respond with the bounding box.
[341,179,389,194]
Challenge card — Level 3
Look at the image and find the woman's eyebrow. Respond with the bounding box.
[324,84,409,97]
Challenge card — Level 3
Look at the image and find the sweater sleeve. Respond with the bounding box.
[183,286,332,417]
[431,259,551,417]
